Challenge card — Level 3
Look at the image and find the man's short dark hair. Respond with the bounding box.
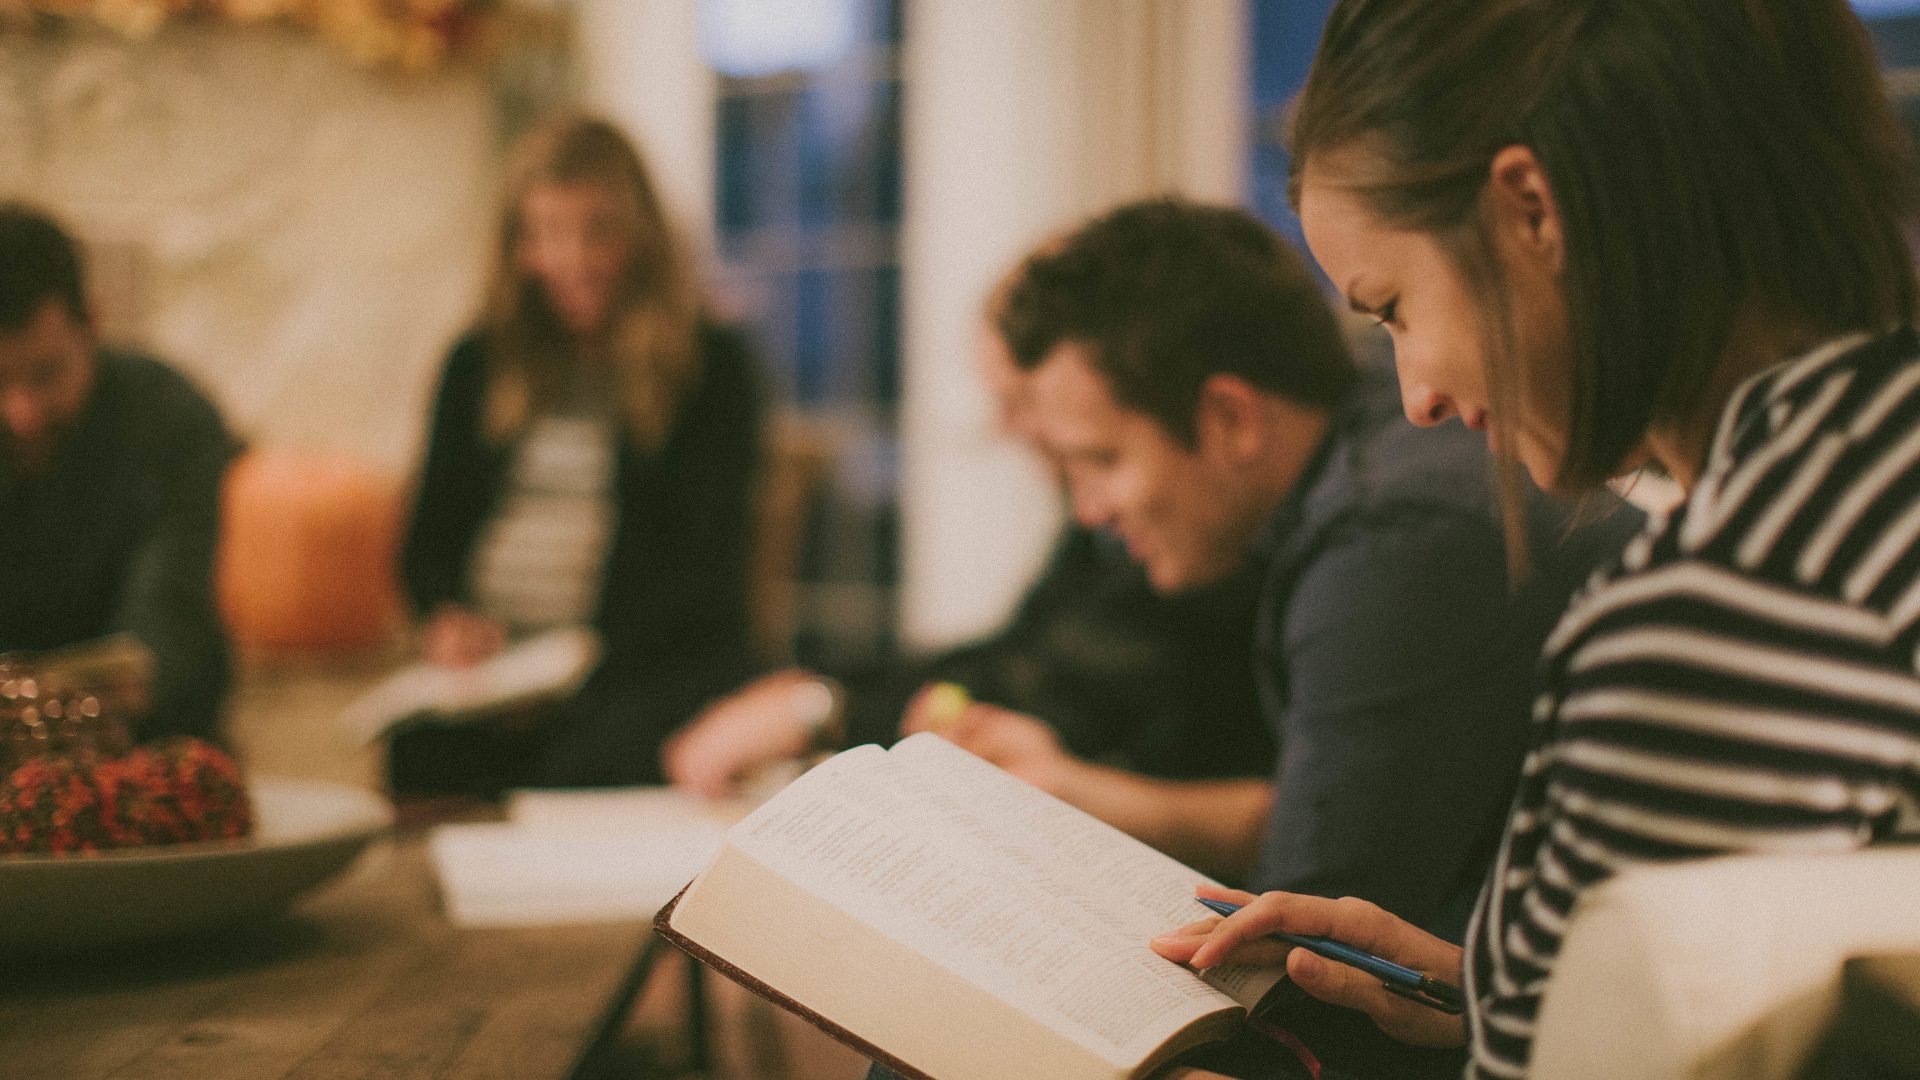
[0,203,88,333]
[994,198,1356,444]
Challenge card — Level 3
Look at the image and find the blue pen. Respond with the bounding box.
[1193,897,1464,1015]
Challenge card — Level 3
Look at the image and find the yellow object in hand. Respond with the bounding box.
[922,682,972,733]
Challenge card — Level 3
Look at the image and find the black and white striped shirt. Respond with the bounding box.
[1466,328,1920,1079]
[470,412,618,633]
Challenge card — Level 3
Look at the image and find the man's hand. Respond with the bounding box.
[664,669,821,797]
[1151,884,1468,1049]
[421,605,506,668]
[926,699,1080,796]
[898,681,972,735]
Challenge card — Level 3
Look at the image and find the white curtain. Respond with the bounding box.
[899,0,1250,650]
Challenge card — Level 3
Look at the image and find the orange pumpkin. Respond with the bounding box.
[217,450,404,652]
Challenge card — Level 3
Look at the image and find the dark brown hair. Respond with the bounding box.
[483,115,701,449]
[995,198,1355,445]
[1290,0,1919,490]
[0,203,87,333]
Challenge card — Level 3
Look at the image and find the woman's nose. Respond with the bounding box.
[1402,385,1454,427]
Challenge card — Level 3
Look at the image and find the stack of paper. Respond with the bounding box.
[429,787,748,928]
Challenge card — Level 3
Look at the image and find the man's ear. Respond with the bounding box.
[1487,144,1564,274]
[1195,373,1267,463]
[74,299,99,345]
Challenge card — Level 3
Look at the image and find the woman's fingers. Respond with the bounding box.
[424,607,506,667]
[1188,890,1459,979]
[1185,890,1307,971]
[1153,931,1292,970]
[1194,882,1258,907]
[1152,885,1258,965]
[1285,947,1466,1048]
[1149,931,1209,965]
[1285,945,1386,1009]
[1151,914,1220,965]
[1167,887,1469,1049]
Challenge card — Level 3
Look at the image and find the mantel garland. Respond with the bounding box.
[0,1,565,74]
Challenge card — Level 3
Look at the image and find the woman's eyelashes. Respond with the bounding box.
[1373,297,1400,328]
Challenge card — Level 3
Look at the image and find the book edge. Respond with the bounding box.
[656,886,938,1080]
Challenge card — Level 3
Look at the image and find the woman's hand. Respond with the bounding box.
[422,605,506,668]
[1151,884,1468,1049]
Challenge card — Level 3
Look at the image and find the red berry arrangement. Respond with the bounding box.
[0,737,254,856]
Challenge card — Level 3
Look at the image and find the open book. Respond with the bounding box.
[658,734,1287,1080]
[338,627,600,744]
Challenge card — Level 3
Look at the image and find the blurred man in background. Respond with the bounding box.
[0,203,237,742]
[665,286,1276,856]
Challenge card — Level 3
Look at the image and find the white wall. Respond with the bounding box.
[0,25,496,473]
[0,6,721,475]
[0,3,1248,651]
[509,0,1257,651]
[574,0,718,267]
[897,0,1249,650]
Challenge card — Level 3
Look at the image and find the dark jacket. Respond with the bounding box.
[1237,369,1642,1080]
[842,524,1273,784]
[1252,369,1643,937]
[0,351,238,743]
[399,324,764,783]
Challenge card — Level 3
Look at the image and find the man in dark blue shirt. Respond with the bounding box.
[952,198,1641,934]
[915,197,1645,1079]
[864,204,1640,1079]
[952,197,1643,930]
[665,326,1273,805]
[0,204,238,743]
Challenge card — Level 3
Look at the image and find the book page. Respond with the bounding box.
[725,741,1246,1067]
[883,735,1285,1008]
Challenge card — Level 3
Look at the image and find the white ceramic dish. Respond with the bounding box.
[0,775,392,951]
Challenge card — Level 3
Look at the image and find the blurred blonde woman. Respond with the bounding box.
[395,115,764,795]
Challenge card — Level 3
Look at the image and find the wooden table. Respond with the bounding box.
[0,837,656,1080]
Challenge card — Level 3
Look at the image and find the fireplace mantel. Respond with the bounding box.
[1,24,505,472]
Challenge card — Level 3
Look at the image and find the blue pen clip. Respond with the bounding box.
[1381,974,1465,1015]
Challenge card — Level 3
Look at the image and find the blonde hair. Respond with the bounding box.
[481,114,702,449]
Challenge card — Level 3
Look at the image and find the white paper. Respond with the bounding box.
[338,627,601,744]
[507,786,751,832]
[430,786,742,927]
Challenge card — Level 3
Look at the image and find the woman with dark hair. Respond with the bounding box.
[395,115,763,794]
[1152,2,1920,1077]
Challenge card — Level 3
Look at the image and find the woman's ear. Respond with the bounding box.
[1487,145,1564,274]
